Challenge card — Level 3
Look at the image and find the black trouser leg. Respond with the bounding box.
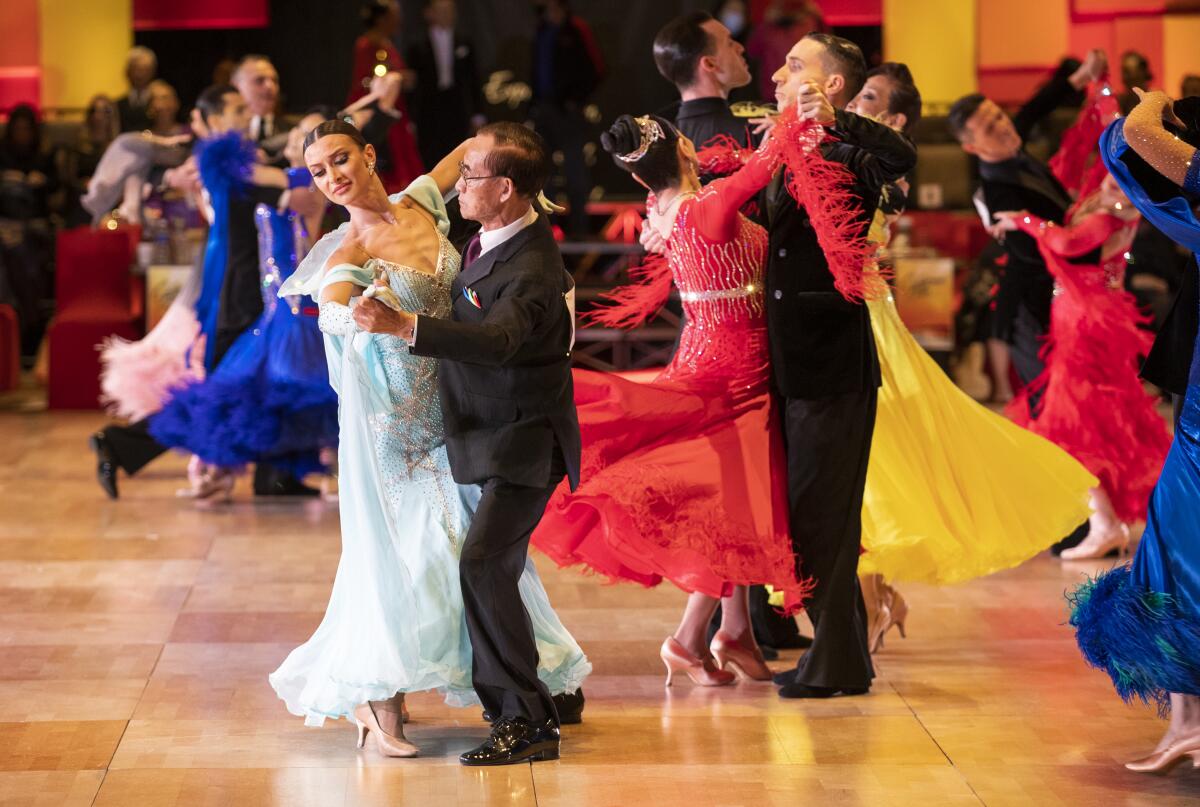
[460,459,564,726]
[103,419,167,476]
[784,388,878,690]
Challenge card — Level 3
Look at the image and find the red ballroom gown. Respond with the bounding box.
[348,35,424,192]
[531,146,808,609]
[1006,196,1172,523]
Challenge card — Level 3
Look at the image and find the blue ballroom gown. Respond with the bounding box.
[1069,118,1200,711]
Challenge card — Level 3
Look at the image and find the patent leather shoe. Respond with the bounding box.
[459,717,560,766]
[90,432,118,500]
[483,689,585,726]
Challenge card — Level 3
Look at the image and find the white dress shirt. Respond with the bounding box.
[430,26,455,90]
[478,205,537,257]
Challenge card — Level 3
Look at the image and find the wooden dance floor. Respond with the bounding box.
[3,411,1200,806]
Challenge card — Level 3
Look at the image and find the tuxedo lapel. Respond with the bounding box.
[766,168,788,227]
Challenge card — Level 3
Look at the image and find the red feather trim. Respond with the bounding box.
[1050,81,1121,201]
[580,253,674,329]
[695,134,753,178]
[770,111,886,302]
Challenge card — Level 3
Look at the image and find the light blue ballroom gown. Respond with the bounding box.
[269,176,590,726]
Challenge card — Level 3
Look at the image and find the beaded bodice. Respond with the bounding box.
[361,232,459,474]
[660,195,770,392]
[667,194,768,325]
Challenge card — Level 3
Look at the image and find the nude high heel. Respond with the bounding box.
[709,631,773,681]
[660,637,735,688]
[1060,523,1131,561]
[1124,734,1200,773]
[353,702,419,758]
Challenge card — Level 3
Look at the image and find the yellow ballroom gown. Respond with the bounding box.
[858,293,1098,584]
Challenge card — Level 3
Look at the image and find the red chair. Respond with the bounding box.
[46,226,140,409]
[0,303,18,392]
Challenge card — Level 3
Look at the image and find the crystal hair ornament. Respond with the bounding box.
[615,116,665,163]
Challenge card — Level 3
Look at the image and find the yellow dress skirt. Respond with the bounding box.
[858,295,1098,584]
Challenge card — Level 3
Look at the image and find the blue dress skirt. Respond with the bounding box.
[1069,119,1200,712]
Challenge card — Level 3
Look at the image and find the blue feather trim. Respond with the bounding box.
[196,131,257,197]
[1068,565,1200,713]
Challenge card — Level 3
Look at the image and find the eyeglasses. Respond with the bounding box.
[458,161,505,183]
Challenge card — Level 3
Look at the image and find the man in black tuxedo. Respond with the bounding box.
[763,34,916,699]
[948,52,1105,402]
[653,11,754,162]
[353,122,580,765]
[406,0,486,171]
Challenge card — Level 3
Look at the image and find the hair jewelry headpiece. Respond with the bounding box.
[616,116,665,163]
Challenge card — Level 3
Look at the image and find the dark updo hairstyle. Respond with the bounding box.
[868,62,922,133]
[303,118,369,153]
[600,113,681,194]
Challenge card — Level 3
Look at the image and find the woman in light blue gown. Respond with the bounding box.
[269,120,590,757]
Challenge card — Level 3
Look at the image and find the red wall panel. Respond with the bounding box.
[133,0,268,31]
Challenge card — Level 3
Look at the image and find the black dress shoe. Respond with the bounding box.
[252,465,320,497]
[772,667,798,686]
[90,432,119,500]
[778,682,868,699]
[460,718,560,766]
[483,689,585,726]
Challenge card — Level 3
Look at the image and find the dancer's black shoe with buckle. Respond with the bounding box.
[90,432,119,499]
[460,717,560,766]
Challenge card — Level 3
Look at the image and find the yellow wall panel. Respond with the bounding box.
[38,0,132,109]
[1163,14,1200,97]
[977,0,1069,67]
[884,0,977,106]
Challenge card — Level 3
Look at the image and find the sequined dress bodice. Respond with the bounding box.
[662,196,770,391]
[361,233,460,481]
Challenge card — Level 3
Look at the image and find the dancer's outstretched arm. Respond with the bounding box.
[427,138,476,196]
[1124,88,1199,189]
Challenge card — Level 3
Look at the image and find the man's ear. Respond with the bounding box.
[891,112,908,133]
[826,74,845,104]
[960,138,979,157]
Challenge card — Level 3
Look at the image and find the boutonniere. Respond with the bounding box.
[463,287,483,309]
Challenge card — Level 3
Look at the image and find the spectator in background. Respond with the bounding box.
[530,0,604,236]
[146,80,186,138]
[0,104,60,361]
[407,0,486,170]
[60,95,118,226]
[232,55,285,160]
[1182,74,1200,100]
[348,1,424,190]
[746,0,825,101]
[1117,50,1153,115]
[117,46,158,132]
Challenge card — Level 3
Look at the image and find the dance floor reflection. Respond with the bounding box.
[1,412,1199,806]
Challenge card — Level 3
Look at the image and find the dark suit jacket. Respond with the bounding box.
[116,94,151,134]
[674,97,752,150]
[406,32,484,132]
[977,60,1087,332]
[764,109,917,400]
[411,212,582,490]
